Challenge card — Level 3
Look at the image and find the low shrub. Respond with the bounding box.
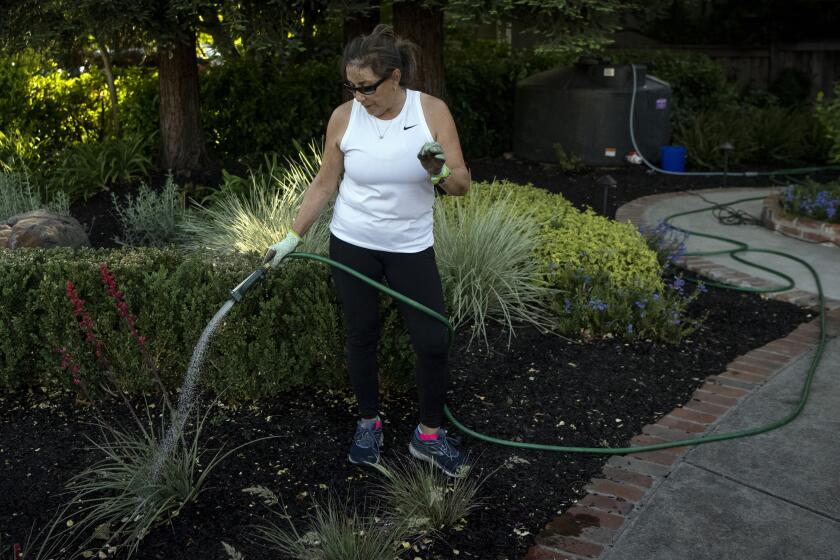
[552,268,705,343]
[113,173,187,247]
[483,181,663,292]
[0,248,413,398]
[781,179,840,223]
[0,169,69,222]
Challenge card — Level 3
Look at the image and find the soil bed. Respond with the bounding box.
[0,279,810,559]
[2,156,815,558]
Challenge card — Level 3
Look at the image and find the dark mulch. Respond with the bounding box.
[1,156,814,558]
[0,282,811,559]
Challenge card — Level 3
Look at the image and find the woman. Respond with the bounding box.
[267,24,470,477]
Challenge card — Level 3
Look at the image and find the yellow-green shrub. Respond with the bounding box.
[474,180,663,292]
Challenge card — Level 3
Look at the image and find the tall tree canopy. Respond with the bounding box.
[0,0,340,175]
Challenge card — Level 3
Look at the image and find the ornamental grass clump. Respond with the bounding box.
[252,492,406,560]
[434,182,558,347]
[781,180,840,224]
[180,140,331,256]
[39,263,267,558]
[372,456,485,535]
[35,403,236,559]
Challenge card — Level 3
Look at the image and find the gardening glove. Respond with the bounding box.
[417,141,447,177]
[267,231,301,268]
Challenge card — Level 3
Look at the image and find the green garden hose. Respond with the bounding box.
[282,195,827,454]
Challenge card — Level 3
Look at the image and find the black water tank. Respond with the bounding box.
[513,63,672,166]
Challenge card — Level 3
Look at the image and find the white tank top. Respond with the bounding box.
[330,89,436,253]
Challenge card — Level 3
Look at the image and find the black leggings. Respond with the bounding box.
[329,234,449,428]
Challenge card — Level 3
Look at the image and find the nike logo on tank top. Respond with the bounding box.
[330,89,436,253]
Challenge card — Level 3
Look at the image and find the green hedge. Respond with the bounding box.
[0,248,413,399]
[200,58,343,164]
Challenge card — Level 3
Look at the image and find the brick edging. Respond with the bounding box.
[761,194,840,246]
[524,310,839,560]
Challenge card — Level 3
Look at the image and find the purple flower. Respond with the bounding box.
[588,298,608,311]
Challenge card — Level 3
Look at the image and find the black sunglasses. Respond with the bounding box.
[343,74,389,96]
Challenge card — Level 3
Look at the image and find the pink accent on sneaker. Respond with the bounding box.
[418,430,439,441]
[375,420,381,430]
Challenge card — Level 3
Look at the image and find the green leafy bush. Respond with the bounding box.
[200,59,341,164]
[113,173,186,247]
[0,129,44,174]
[674,106,830,169]
[815,83,840,163]
[116,67,160,143]
[485,181,663,292]
[0,248,413,398]
[50,134,153,202]
[14,62,109,159]
[471,180,707,342]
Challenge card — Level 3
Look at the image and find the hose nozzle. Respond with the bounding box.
[228,249,277,303]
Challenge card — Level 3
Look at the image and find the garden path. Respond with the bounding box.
[621,186,840,304]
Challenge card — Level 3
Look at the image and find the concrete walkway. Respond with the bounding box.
[526,187,840,560]
[639,187,840,302]
[603,337,840,560]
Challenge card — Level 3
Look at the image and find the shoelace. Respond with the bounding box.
[425,429,460,459]
[355,425,380,449]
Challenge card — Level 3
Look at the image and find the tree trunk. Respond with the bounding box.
[157,31,210,176]
[96,40,120,138]
[342,2,381,102]
[393,0,445,99]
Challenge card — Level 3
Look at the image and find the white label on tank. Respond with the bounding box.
[604,67,615,77]
[605,148,617,157]
[656,98,668,109]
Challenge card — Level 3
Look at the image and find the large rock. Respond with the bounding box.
[2,209,90,249]
[0,224,11,248]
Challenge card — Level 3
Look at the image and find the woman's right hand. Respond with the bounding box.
[267,231,301,268]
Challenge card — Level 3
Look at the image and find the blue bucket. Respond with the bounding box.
[660,145,687,172]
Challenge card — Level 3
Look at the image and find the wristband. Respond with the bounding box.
[431,163,451,185]
[288,229,301,241]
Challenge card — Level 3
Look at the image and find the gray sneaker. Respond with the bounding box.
[409,427,470,478]
[348,419,383,466]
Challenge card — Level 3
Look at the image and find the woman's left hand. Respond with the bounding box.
[417,141,446,176]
